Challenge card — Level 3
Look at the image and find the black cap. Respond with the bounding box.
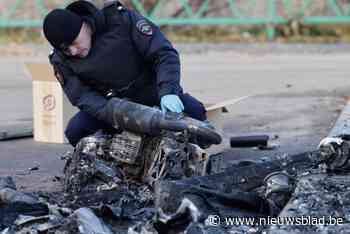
[43,9,83,49]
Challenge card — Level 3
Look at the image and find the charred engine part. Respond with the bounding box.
[205,152,224,175]
[158,151,320,208]
[318,137,350,171]
[107,130,147,179]
[263,171,295,210]
[63,126,211,193]
[108,131,143,164]
[63,140,124,193]
[108,97,222,145]
[63,132,123,193]
[63,98,222,194]
[263,171,295,198]
[142,135,210,186]
[230,135,269,148]
[156,180,277,219]
[154,151,324,215]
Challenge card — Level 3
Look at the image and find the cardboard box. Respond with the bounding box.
[26,63,78,143]
[205,96,250,153]
[205,96,250,133]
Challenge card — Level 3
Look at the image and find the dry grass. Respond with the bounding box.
[1,24,350,46]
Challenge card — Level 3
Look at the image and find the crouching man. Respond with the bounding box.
[43,0,207,146]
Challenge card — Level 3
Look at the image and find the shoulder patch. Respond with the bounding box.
[136,19,153,36]
[53,65,65,86]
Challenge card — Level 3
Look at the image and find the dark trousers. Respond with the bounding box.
[65,93,206,146]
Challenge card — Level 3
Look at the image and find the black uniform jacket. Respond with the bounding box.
[49,1,182,124]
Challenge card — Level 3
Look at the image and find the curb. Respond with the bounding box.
[328,100,350,138]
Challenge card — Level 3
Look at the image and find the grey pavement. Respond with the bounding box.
[0,44,349,191]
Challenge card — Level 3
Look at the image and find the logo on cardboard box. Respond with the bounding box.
[43,95,56,111]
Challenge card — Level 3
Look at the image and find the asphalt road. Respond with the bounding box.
[0,44,349,191]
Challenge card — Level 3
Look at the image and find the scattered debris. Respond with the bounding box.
[3,103,350,233]
[52,176,61,182]
[1,137,350,233]
[29,166,39,171]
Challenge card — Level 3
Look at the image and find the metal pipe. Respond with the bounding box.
[109,98,222,145]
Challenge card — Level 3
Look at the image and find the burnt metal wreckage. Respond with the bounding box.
[2,98,350,233]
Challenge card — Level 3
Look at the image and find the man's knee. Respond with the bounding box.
[65,118,84,147]
[65,111,110,147]
[65,128,78,147]
[180,93,207,121]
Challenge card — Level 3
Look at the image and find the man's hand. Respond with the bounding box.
[160,95,184,113]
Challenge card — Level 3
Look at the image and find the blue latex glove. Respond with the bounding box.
[160,95,184,113]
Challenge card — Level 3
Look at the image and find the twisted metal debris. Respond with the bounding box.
[2,101,350,233]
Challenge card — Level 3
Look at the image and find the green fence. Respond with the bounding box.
[1,0,350,39]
